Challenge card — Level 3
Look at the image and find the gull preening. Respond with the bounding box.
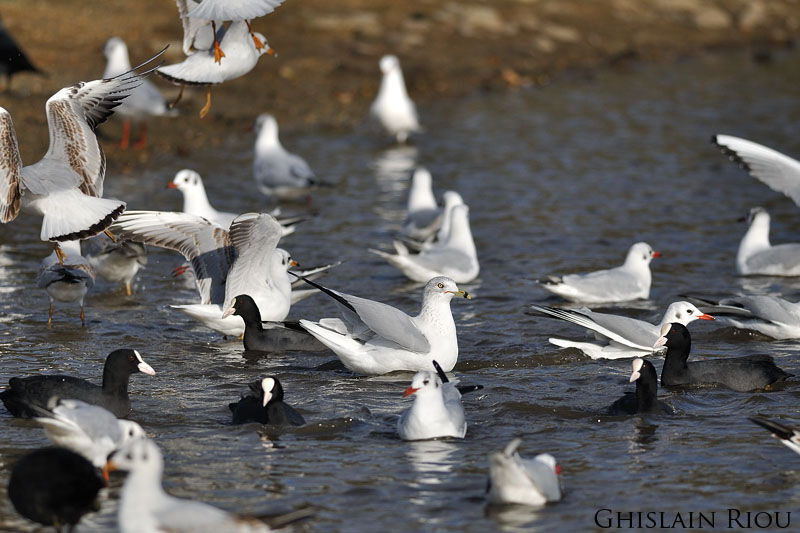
[749,417,800,456]
[253,113,317,200]
[530,301,713,359]
[82,233,147,296]
[37,240,95,327]
[0,55,163,259]
[102,36,176,149]
[686,294,800,340]
[371,204,479,283]
[402,168,441,241]
[370,55,420,143]
[538,242,660,303]
[736,207,800,276]
[486,438,563,507]
[397,361,468,441]
[298,276,471,375]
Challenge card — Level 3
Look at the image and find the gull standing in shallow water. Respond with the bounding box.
[298,276,470,375]
[370,55,420,143]
[736,207,800,276]
[82,233,147,296]
[0,54,163,262]
[537,242,660,304]
[486,438,563,506]
[530,301,713,359]
[253,113,317,200]
[37,240,95,327]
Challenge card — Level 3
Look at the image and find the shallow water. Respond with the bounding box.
[2,48,800,532]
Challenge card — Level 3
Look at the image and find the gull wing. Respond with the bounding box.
[187,0,286,21]
[530,305,656,350]
[111,210,234,305]
[223,212,282,307]
[176,0,216,55]
[48,399,122,442]
[0,108,22,222]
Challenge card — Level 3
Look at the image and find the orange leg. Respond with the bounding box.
[54,243,66,264]
[199,87,212,118]
[47,302,54,328]
[80,305,86,328]
[212,21,225,63]
[125,281,132,297]
[245,20,264,51]
[120,119,131,149]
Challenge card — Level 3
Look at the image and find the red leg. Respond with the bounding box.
[120,119,131,149]
[133,123,147,150]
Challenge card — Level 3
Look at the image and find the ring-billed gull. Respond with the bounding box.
[229,376,306,426]
[685,294,800,339]
[108,438,273,533]
[370,55,420,144]
[33,398,145,480]
[749,417,800,456]
[0,17,44,87]
[655,322,792,392]
[82,233,147,296]
[400,190,465,252]
[537,242,660,303]
[103,37,176,149]
[0,349,155,418]
[607,358,672,415]
[253,113,317,201]
[298,276,471,375]
[736,207,800,276]
[37,239,95,327]
[371,204,479,283]
[224,294,325,351]
[0,52,163,262]
[486,438,563,507]
[8,447,104,531]
[529,301,713,359]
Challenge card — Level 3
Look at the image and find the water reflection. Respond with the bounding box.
[405,439,458,485]
[628,419,660,452]
[485,502,547,532]
[372,145,418,225]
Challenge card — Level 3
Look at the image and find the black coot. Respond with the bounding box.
[608,358,672,415]
[227,294,324,352]
[229,376,305,426]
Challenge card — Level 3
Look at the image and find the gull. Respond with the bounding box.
[486,438,563,506]
[253,113,317,201]
[397,360,481,441]
[298,276,471,375]
[0,16,44,88]
[749,417,800,456]
[33,398,145,480]
[108,438,272,533]
[111,210,291,336]
[103,37,176,149]
[537,242,660,303]
[736,206,800,276]
[37,240,95,327]
[713,134,800,208]
[370,204,479,283]
[402,168,440,241]
[158,11,273,118]
[82,233,147,296]
[530,301,713,359]
[400,190,465,252]
[370,55,420,143]
[685,294,800,340]
[0,53,163,262]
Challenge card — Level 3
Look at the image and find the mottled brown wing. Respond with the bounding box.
[0,108,22,223]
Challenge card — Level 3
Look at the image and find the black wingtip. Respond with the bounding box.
[711,135,752,172]
[288,273,356,314]
[432,360,448,383]
[456,384,484,395]
[749,416,794,440]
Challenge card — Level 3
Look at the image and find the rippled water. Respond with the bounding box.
[2,48,800,532]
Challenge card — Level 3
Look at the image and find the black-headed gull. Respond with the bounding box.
[655,322,791,392]
[486,438,563,506]
[0,17,44,85]
[687,294,800,339]
[713,134,800,208]
[253,113,316,200]
[8,447,103,531]
[530,301,713,359]
[298,276,471,375]
[229,376,305,425]
[736,206,800,276]
[37,240,95,327]
[102,37,175,149]
[111,211,291,336]
[397,360,467,441]
[607,358,672,415]
[402,167,440,241]
[82,233,147,296]
[33,398,145,480]
[0,349,155,418]
[370,55,420,143]
[108,438,272,533]
[749,417,800,456]
[538,242,660,303]
[371,204,479,283]
[158,9,272,117]
[0,54,162,261]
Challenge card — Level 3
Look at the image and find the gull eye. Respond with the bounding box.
[126,453,132,460]
[423,379,429,385]
[687,309,693,314]
[437,282,444,289]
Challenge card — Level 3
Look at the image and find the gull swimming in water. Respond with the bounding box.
[253,113,317,201]
[37,240,95,327]
[736,207,800,276]
[371,204,479,283]
[486,438,563,507]
[537,242,660,304]
[370,55,420,143]
[298,276,471,375]
[530,301,713,359]
[402,168,440,241]
[0,53,163,262]
[102,37,176,149]
[685,293,800,340]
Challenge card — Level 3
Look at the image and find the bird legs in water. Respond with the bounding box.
[124,281,132,297]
